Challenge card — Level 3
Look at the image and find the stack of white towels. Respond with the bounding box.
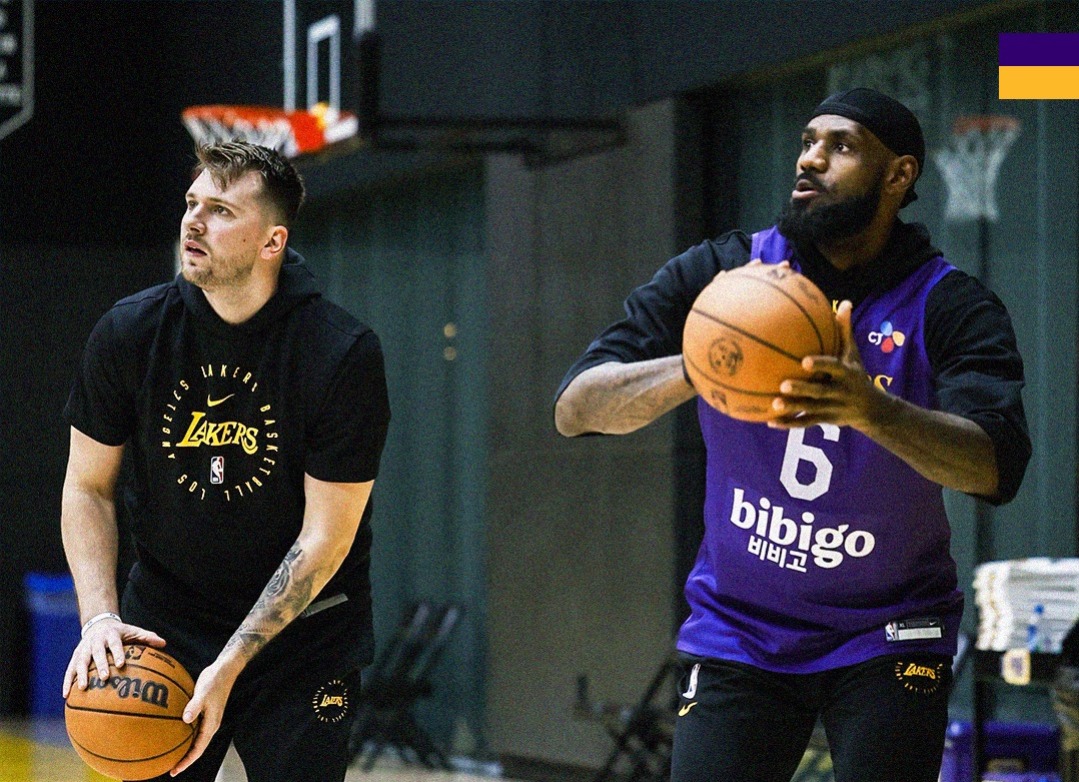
[973,558,1079,653]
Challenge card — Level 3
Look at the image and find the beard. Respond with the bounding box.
[777,177,883,246]
[181,252,254,291]
[183,243,256,289]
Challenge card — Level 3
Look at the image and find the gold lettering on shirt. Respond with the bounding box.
[175,411,260,455]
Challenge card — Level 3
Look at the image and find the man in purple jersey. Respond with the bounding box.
[555,89,1029,782]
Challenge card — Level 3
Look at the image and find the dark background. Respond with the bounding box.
[1,0,1072,768]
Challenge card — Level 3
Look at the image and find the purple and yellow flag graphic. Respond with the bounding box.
[999,33,1079,99]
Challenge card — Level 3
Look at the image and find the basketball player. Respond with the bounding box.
[555,89,1030,782]
[61,141,390,781]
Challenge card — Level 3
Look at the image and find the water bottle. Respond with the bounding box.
[1027,603,1046,652]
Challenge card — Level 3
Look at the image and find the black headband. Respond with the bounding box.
[810,88,924,207]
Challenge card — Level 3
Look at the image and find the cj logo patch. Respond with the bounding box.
[868,321,906,353]
[312,679,350,723]
[894,661,944,695]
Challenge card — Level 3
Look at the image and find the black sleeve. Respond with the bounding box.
[306,330,391,483]
[553,231,752,403]
[924,269,1031,505]
[64,308,139,446]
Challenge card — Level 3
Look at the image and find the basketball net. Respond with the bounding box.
[181,103,359,158]
[931,115,1021,223]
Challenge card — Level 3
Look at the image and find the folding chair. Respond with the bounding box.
[575,652,681,782]
[349,602,464,771]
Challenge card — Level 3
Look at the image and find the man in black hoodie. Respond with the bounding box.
[555,90,1029,781]
[61,142,390,781]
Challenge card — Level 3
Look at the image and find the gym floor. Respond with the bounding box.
[0,719,508,782]
[0,719,839,782]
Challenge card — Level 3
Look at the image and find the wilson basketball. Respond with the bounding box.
[65,645,196,780]
[683,264,838,421]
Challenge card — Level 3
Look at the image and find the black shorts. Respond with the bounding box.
[670,652,954,782]
[121,582,366,782]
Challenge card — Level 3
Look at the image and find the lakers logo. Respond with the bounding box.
[158,363,280,503]
[894,661,944,695]
[312,679,350,723]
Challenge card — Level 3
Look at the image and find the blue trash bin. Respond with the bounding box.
[23,572,81,718]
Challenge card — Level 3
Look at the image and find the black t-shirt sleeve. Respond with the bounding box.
[553,231,752,402]
[305,329,391,483]
[925,269,1031,505]
[64,308,139,446]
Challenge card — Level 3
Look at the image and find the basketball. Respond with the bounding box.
[65,645,196,780]
[683,263,838,421]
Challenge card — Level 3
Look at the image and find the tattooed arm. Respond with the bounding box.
[171,474,375,776]
[555,358,697,436]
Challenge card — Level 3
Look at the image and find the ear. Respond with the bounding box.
[260,225,289,260]
[884,155,919,200]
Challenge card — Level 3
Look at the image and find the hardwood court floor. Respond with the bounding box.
[0,719,506,782]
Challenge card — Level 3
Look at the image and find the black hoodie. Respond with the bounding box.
[66,248,390,655]
[555,221,1030,504]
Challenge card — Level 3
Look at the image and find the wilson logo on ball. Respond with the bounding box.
[86,675,170,709]
[125,645,145,661]
[868,321,906,353]
[65,645,195,780]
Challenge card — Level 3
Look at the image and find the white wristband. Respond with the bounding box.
[81,612,122,638]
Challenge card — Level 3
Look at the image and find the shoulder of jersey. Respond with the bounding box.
[301,295,374,341]
[113,281,176,311]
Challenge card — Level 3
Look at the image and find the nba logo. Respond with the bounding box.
[210,456,224,485]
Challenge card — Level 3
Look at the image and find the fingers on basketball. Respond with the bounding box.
[683,263,837,422]
[64,646,196,780]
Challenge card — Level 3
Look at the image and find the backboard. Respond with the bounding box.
[283,0,372,115]
[182,1,369,157]
[278,0,625,165]
[0,0,33,141]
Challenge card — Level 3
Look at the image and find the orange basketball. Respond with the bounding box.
[683,264,838,421]
[65,645,196,780]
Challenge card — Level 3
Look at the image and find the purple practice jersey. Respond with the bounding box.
[677,227,964,673]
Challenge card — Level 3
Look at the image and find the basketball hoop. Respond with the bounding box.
[181,104,359,158]
[931,115,1021,223]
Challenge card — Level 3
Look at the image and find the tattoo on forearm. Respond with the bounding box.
[261,546,300,603]
[589,359,692,430]
[223,544,318,662]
